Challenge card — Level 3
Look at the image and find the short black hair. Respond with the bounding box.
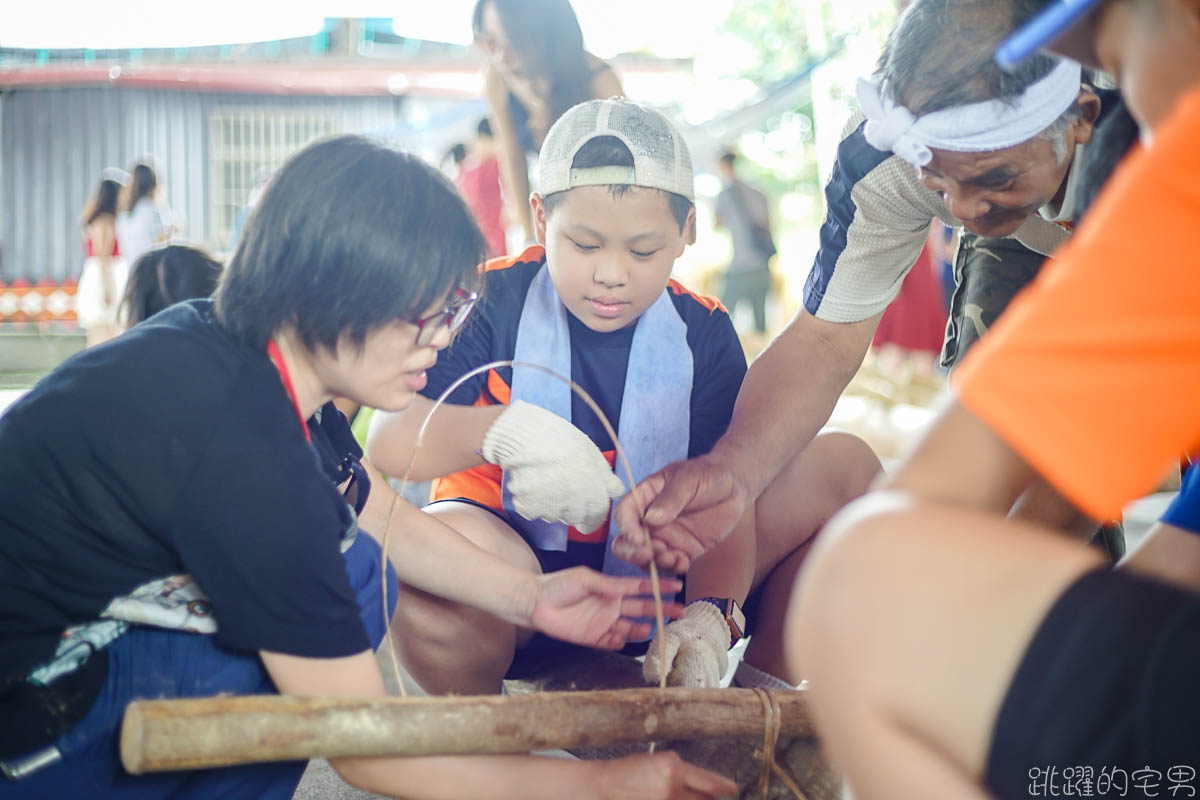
[214,135,486,352]
[477,117,493,138]
[542,135,693,231]
[121,244,223,327]
[719,150,737,166]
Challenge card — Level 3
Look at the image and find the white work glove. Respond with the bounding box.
[482,400,626,533]
[642,600,730,688]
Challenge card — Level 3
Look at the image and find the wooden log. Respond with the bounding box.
[121,687,815,774]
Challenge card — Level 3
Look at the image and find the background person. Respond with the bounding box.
[456,118,508,259]
[119,243,224,328]
[115,161,167,268]
[713,150,775,335]
[77,169,128,347]
[473,0,623,246]
[226,168,271,254]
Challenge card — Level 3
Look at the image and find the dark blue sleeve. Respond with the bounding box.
[688,309,748,458]
[421,265,531,406]
[804,122,892,317]
[1161,464,1200,535]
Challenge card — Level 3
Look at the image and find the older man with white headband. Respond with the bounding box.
[612,0,1121,573]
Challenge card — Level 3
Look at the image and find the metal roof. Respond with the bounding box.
[0,60,487,98]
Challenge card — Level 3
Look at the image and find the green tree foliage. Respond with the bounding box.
[716,0,896,222]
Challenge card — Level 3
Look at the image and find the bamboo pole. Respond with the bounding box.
[121,688,815,774]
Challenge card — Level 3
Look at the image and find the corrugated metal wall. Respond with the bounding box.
[0,86,427,283]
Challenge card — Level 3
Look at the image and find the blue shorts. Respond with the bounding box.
[0,534,398,800]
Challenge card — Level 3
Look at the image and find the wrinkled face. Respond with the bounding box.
[1092,0,1200,140]
[918,131,1083,237]
[533,186,693,333]
[312,297,454,412]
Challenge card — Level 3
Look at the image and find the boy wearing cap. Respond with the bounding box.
[369,99,880,695]
[791,0,1200,797]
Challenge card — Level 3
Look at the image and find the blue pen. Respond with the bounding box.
[995,0,1104,70]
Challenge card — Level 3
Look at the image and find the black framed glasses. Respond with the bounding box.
[413,288,478,346]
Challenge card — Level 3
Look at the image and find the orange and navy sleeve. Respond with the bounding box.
[421,247,543,508]
[954,86,1200,522]
[668,280,749,458]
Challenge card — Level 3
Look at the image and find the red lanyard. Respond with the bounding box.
[267,339,311,443]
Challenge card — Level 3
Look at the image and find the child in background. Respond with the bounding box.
[120,243,223,327]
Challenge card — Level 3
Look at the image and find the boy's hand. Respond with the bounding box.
[482,401,626,532]
[612,454,750,574]
[642,601,729,688]
[596,752,738,799]
[530,567,684,649]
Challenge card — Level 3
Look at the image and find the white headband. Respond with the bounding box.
[857,59,1082,167]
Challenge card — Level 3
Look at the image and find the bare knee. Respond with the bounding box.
[393,504,536,693]
[809,430,884,501]
[757,431,884,557]
[392,585,517,694]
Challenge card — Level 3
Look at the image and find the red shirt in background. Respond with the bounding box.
[457,156,507,259]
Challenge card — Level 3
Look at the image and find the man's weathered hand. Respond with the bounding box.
[611,454,750,574]
[530,567,683,650]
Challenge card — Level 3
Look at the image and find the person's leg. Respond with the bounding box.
[5,535,393,799]
[732,430,882,683]
[720,268,747,325]
[940,235,1124,553]
[749,267,770,334]
[392,501,540,695]
[789,493,1106,799]
[342,531,401,649]
[7,627,308,800]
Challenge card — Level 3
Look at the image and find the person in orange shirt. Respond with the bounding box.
[787,0,1200,798]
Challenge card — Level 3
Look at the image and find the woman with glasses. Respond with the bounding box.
[0,135,734,800]
[473,0,623,246]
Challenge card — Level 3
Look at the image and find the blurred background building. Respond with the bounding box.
[0,0,898,392]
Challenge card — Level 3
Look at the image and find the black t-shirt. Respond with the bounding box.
[0,300,370,688]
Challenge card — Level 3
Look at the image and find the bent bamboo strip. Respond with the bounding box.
[121,688,815,773]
